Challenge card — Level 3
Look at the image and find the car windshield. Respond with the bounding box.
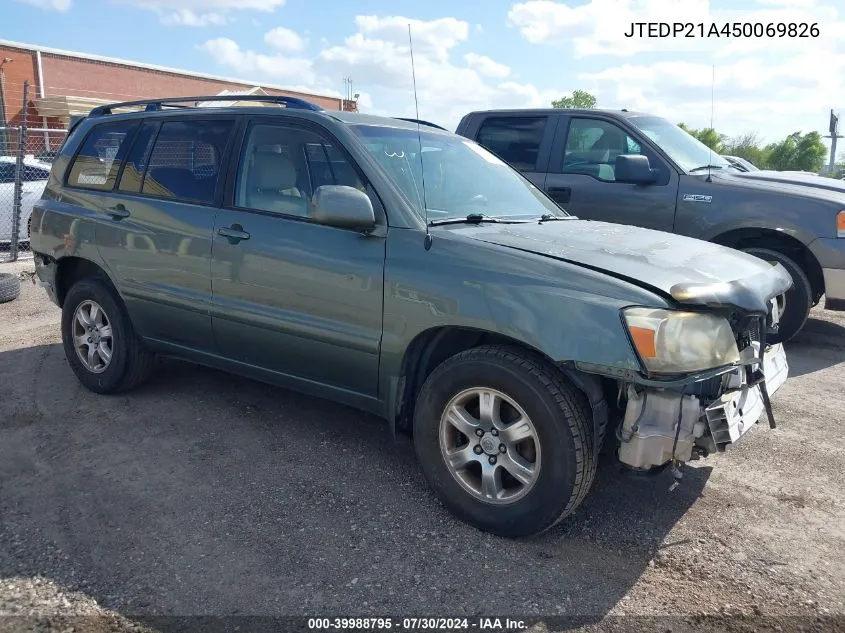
[349,124,567,222]
[628,116,735,173]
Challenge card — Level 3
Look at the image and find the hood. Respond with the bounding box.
[447,219,792,314]
[721,169,845,196]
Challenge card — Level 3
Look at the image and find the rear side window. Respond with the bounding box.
[118,122,158,194]
[475,116,547,172]
[0,163,13,183]
[67,121,138,190]
[141,119,234,204]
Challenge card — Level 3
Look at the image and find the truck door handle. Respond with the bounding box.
[107,204,130,219]
[547,186,572,204]
[218,224,250,243]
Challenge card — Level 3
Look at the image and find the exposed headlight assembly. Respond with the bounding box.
[623,307,740,374]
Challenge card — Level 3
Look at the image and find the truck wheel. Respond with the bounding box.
[0,272,21,304]
[61,277,156,394]
[413,345,596,537]
[742,247,811,343]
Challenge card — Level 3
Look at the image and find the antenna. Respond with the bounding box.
[408,23,432,250]
[707,64,715,183]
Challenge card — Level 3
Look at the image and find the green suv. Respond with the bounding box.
[31,95,791,537]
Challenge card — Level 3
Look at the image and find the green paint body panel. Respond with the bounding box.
[30,107,788,425]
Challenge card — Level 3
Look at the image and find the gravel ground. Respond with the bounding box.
[0,260,843,633]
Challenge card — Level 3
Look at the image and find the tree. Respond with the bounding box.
[551,90,597,109]
[677,122,726,153]
[764,131,827,173]
[722,132,769,168]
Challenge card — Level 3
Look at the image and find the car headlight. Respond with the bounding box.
[623,307,740,374]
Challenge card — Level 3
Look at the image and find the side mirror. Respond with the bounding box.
[615,154,658,185]
[312,185,376,231]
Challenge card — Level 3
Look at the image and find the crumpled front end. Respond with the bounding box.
[615,298,789,471]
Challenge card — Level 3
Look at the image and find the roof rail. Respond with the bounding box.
[394,117,448,131]
[88,94,326,117]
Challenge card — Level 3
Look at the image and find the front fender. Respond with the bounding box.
[378,228,666,412]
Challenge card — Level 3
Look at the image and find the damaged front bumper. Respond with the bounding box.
[616,340,788,472]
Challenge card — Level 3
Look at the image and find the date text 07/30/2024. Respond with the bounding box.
[624,21,820,38]
[307,617,528,631]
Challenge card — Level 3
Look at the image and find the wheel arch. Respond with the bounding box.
[392,326,612,443]
[711,227,825,303]
[54,256,116,308]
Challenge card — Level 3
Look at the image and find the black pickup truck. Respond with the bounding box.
[456,109,845,342]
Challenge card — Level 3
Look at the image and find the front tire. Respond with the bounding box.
[61,277,155,394]
[742,247,811,343]
[413,345,596,537]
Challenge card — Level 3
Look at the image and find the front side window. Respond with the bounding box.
[235,123,367,220]
[561,118,644,182]
[475,116,547,172]
[67,121,138,191]
[141,119,234,204]
[349,124,566,223]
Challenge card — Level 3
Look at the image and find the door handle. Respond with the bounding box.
[218,224,251,243]
[106,204,130,219]
[547,186,572,204]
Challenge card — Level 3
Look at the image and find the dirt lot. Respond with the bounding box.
[1,259,843,633]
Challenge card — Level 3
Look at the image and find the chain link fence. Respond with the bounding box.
[1,80,68,263]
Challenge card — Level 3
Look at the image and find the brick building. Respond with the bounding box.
[0,38,356,152]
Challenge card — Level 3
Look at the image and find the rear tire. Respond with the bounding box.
[413,345,596,537]
[742,247,811,343]
[61,277,155,394]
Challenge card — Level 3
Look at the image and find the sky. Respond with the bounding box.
[5,0,845,151]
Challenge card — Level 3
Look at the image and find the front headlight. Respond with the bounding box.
[623,307,740,374]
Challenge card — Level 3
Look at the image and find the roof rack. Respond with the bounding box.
[394,117,448,131]
[88,94,326,117]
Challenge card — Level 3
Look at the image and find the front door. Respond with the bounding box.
[544,116,679,232]
[210,119,386,399]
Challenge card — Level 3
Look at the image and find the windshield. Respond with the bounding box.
[349,124,566,222]
[627,116,734,173]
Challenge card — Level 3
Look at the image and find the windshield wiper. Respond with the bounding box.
[688,164,725,173]
[538,213,574,222]
[428,213,531,226]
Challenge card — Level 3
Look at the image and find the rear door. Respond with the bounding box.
[89,115,237,352]
[544,115,679,232]
[462,113,558,189]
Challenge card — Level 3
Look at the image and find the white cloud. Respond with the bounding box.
[160,9,227,26]
[116,0,285,25]
[507,0,843,58]
[198,37,314,84]
[353,15,470,62]
[15,0,72,11]
[464,53,511,79]
[313,15,557,129]
[580,52,845,142]
[264,26,307,52]
[195,13,554,130]
[119,0,284,10]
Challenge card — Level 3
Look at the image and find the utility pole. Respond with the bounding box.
[824,108,842,176]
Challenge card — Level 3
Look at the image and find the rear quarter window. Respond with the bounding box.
[67,121,138,191]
